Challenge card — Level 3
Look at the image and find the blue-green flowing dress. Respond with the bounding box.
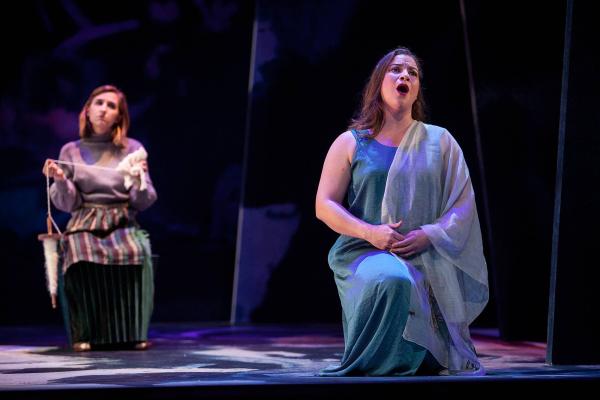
[320,130,428,376]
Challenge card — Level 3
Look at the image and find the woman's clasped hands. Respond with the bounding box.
[366,220,431,257]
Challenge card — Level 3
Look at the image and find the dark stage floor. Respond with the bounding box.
[1,323,599,398]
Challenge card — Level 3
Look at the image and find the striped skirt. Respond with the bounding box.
[58,204,154,346]
[60,259,154,346]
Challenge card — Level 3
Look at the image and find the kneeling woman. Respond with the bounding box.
[316,47,488,376]
[44,85,157,351]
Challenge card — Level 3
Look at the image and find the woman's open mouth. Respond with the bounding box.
[396,83,409,94]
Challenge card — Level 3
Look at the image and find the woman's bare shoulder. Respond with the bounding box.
[330,130,357,160]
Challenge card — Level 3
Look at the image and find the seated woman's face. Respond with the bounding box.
[87,92,120,135]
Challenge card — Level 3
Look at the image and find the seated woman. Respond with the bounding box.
[43,84,157,351]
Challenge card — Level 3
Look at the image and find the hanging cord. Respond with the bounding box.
[45,171,62,235]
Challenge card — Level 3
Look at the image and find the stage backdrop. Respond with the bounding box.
[547,0,600,364]
[463,1,566,340]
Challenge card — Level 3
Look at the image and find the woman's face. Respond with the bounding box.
[380,54,420,115]
[87,91,120,135]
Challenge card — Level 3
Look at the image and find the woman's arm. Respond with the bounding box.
[46,145,82,212]
[316,131,404,250]
[129,157,158,211]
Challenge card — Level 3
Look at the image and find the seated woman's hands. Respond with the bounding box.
[43,159,65,181]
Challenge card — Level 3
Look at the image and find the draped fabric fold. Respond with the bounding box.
[381,121,489,372]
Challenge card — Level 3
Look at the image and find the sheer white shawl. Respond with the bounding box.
[381,121,489,371]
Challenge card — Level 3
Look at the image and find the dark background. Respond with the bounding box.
[0,0,577,343]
